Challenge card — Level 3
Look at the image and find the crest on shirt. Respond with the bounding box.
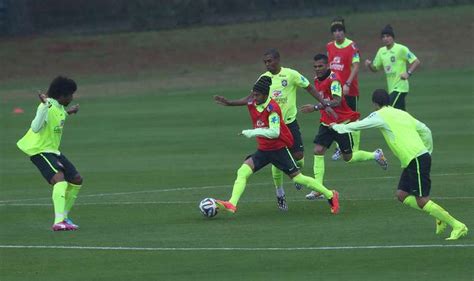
[256,119,265,127]
[390,56,395,62]
[333,56,341,63]
[271,115,279,124]
[281,80,288,87]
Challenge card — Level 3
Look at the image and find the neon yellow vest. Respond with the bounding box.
[377,106,427,168]
[17,100,67,156]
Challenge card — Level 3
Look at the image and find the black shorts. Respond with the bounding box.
[345,95,359,112]
[287,120,304,154]
[30,153,79,184]
[248,147,299,175]
[389,91,408,111]
[313,125,353,154]
[398,153,431,197]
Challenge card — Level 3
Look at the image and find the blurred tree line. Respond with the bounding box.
[0,0,471,36]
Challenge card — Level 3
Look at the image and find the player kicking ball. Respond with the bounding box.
[213,76,339,215]
[17,76,83,231]
[331,89,468,240]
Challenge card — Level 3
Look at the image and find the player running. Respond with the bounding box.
[213,49,336,211]
[326,17,362,162]
[365,24,421,111]
[17,76,83,231]
[213,76,340,215]
[301,54,387,200]
[331,89,468,240]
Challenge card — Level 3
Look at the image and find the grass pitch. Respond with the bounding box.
[1,6,473,281]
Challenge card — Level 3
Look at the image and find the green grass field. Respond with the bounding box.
[1,6,473,281]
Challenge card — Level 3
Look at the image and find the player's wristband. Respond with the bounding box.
[314,104,321,110]
[407,70,413,76]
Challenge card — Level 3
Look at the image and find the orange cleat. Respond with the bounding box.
[327,190,340,214]
[215,200,237,214]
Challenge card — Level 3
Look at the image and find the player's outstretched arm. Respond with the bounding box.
[213,94,250,106]
[31,92,50,133]
[304,84,326,104]
[365,59,377,73]
[67,104,80,115]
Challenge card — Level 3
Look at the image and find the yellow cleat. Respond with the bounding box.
[446,224,468,241]
[435,219,447,235]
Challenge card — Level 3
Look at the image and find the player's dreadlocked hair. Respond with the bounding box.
[372,89,390,107]
[253,76,272,96]
[47,76,77,99]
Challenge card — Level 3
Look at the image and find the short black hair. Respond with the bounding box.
[47,76,77,99]
[372,89,390,107]
[313,53,329,63]
[264,48,280,59]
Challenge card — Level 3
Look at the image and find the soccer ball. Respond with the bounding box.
[199,198,218,218]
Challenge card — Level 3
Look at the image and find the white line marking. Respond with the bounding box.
[0,244,472,251]
[1,172,473,204]
[1,196,473,207]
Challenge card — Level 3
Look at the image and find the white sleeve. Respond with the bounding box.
[30,103,49,133]
[332,112,385,133]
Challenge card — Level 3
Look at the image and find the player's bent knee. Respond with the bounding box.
[313,147,325,155]
[50,172,65,185]
[292,151,304,161]
[342,154,352,162]
[237,164,253,179]
[70,174,83,185]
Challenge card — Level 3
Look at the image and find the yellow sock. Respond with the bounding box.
[229,164,253,206]
[52,181,68,224]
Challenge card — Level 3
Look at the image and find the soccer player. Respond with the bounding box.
[301,54,387,200]
[213,49,336,211]
[17,76,82,231]
[331,89,468,240]
[213,76,340,215]
[365,24,421,111]
[326,17,362,161]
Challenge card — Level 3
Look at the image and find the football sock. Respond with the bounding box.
[422,200,463,228]
[229,164,253,206]
[292,174,333,199]
[52,181,68,224]
[271,165,284,189]
[296,158,304,169]
[276,187,285,197]
[64,183,82,219]
[313,155,325,185]
[402,195,421,211]
[348,150,374,163]
[351,131,361,151]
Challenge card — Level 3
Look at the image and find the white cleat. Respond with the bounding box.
[331,148,342,161]
[305,191,325,200]
[374,149,388,170]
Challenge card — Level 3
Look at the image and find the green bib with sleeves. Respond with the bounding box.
[377,106,427,168]
[17,99,67,156]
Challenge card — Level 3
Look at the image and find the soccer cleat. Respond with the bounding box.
[374,149,388,170]
[52,221,78,231]
[215,200,237,214]
[65,218,79,229]
[446,224,468,241]
[276,195,288,211]
[331,148,342,161]
[327,190,340,214]
[435,219,447,235]
[294,183,304,191]
[305,191,325,200]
